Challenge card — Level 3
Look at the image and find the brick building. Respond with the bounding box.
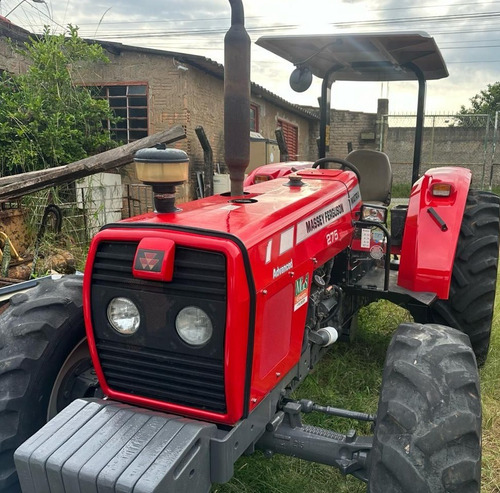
[81,39,319,187]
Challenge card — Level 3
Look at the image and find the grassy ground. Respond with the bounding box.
[212,273,500,493]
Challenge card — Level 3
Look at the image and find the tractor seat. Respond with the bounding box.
[345,149,392,205]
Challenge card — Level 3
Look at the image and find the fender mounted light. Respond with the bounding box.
[431,183,452,197]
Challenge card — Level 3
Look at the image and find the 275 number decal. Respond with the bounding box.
[326,230,339,245]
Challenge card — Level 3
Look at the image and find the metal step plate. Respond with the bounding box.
[350,267,437,306]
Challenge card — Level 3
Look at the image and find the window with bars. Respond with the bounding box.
[277,119,298,160]
[95,84,148,143]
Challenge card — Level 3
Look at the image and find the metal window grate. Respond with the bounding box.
[95,84,148,143]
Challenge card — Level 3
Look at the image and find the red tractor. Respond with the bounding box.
[1,1,499,492]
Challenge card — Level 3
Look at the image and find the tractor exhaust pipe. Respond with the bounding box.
[225,0,251,196]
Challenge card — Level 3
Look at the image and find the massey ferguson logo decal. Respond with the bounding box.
[296,194,350,244]
[135,249,164,272]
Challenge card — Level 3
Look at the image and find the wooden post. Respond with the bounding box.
[195,126,214,197]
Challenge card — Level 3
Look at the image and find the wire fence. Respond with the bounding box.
[380,113,500,190]
[22,180,155,268]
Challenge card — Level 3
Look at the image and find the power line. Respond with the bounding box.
[17,0,500,27]
[442,44,500,49]
[15,2,500,36]
[68,10,500,43]
[7,0,500,68]
[370,0,500,12]
[447,59,500,63]
[328,11,500,28]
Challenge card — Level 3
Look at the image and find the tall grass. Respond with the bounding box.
[212,275,500,492]
[479,271,500,492]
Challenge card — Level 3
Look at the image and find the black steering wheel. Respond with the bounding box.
[312,157,361,183]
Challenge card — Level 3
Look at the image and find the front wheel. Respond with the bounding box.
[368,323,481,493]
[0,275,97,493]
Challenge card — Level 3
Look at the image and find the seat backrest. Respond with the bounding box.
[345,149,392,205]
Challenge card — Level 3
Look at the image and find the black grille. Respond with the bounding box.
[91,240,227,413]
[92,241,226,301]
[97,340,226,411]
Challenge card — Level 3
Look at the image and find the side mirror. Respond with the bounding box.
[289,66,313,92]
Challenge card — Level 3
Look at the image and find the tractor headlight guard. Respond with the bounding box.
[107,297,140,335]
[175,306,213,346]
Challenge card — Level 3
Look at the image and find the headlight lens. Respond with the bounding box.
[107,297,140,335]
[361,204,388,223]
[175,306,213,346]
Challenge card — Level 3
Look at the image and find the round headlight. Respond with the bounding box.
[107,297,140,335]
[175,306,213,346]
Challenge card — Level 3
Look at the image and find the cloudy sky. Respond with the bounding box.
[2,0,500,114]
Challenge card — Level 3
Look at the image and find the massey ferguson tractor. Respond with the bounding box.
[1,1,499,492]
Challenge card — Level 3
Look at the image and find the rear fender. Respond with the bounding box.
[397,167,472,299]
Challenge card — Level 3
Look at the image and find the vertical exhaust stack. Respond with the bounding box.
[225,0,251,196]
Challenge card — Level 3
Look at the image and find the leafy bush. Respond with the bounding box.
[0,26,115,174]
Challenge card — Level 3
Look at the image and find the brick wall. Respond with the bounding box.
[0,20,29,75]
[330,109,378,156]
[252,98,313,162]
[0,24,394,194]
[385,126,494,187]
[303,100,386,161]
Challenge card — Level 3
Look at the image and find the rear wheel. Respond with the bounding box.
[368,323,481,493]
[0,275,97,493]
[429,189,500,365]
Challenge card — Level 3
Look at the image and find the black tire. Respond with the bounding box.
[0,275,96,493]
[429,189,500,366]
[368,323,481,493]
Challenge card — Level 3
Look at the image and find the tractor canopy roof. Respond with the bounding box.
[256,32,448,82]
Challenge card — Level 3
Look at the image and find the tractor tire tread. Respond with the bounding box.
[0,275,84,493]
[369,323,481,493]
[428,189,499,365]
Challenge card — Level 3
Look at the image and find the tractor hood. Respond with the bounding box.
[256,32,448,81]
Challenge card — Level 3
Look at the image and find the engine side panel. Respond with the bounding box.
[247,178,360,409]
[397,167,471,299]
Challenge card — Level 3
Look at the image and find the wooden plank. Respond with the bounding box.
[0,125,185,201]
[0,167,69,187]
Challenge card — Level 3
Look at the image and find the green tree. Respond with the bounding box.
[0,26,115,175]
[459,82,500,119]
